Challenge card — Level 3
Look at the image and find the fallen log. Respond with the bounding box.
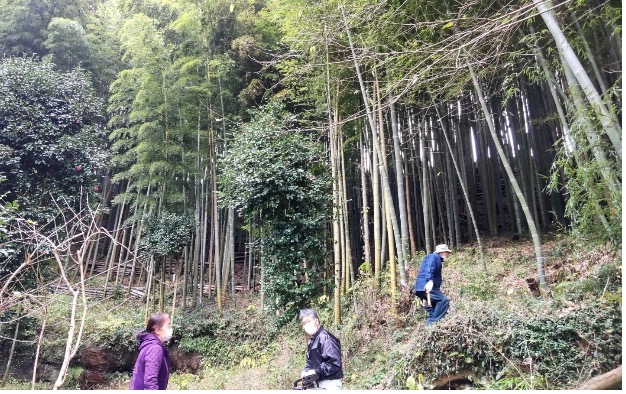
[576,366,622,390]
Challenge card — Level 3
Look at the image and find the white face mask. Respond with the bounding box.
[161,327,173,342]
[303,322,318,336]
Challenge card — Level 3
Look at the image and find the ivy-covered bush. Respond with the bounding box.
[507,303,621,384]
[219,101,331,325]
[397,299,621,389]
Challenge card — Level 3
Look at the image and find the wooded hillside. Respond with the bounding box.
[0,0,621,389]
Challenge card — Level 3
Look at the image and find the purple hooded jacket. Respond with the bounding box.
[129,332,170,390]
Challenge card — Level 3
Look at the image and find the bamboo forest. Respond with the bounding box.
[0,0,622,390]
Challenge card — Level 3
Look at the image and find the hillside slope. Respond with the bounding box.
[1,234,621,390]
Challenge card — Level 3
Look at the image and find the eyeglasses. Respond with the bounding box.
[301,319,314,326]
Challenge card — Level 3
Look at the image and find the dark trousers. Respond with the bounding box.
[415,290,449,325]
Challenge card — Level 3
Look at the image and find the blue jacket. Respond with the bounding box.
[304,327,343,381]
[129,332,170,390]
[414,253,443,292]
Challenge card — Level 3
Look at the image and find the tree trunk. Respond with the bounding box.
[103,183,129,297]
[229,208,235,300]
[323,29,341,323]
[477,118,497,236]
[247,219,254,290]
[372,115,382,290]
[337,131,347,295]
[390,100,410,277]
[468,62,548,292]
[182,246,189,308]
[408,114,425,251]
[404,156,416,258]
[192,199,201,306]
[342,7,403,306]
[159,256,165,312]
[114,224,131,286]
[200,175,209,304]
[459,104,478,242]
[332,120,342,319]
[559,51,621,197]
[340,131,355,291]
[213,172,222,311]
[220,213,231,296]
[434,104,485,265]
[528,29,575,154]
[259,222,265,310]
[144,256,155,321]
[359,136,372,271]
[532,0,622,159]
[127,196,149,297]
[572,15,609,106]
[420,119,432,253]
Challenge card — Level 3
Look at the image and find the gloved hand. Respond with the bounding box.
[424,280,434,293]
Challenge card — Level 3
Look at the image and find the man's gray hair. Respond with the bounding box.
[299,309,319,321]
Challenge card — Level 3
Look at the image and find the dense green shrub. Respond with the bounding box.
[397,299,621,389]
[140,212,195,258]
[506,300,621,384]
[219,101,331,325]
[0,57,108,224]
[176,308,278,367]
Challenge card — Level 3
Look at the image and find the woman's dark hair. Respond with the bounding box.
[146,312,169,333]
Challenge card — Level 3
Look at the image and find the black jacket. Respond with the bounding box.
[304,326,343,380]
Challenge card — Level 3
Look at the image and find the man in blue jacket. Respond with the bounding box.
[414,244,452,325]
[299,309,343,389]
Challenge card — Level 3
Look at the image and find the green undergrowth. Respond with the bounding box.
[0,378,52,390]
[391,296,621,389]
[176,306,278,367]
[2,236,622,389]
[338,236,622,389]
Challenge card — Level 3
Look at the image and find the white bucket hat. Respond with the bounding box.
[434,244,452,254]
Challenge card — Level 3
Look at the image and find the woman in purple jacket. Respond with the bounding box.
[129,312,172,390]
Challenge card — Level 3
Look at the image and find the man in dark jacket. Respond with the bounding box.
[414,244,452,325]
[299,309,343,389]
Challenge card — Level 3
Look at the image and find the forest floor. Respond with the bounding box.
[1,232,622,390]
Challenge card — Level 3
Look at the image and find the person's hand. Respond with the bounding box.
[424,281,433,293]
[301,369,316,378]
